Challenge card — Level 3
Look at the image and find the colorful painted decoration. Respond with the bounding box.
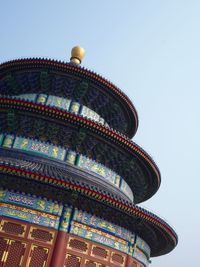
[0,202,60,229]
[135,236,151,258]
[0,189,63,216]
[13,94,108,126]
[0,188,150,264]
[2,134,14,148]
[59,206,72,232]
[80,105,100,122]
[13,136,66,161]
[73,208,134,242]
[71,208,151,260]
[51,145,66,160]
[37,94,47,104]
[70,101,80,114]
[66,150,76,165]
[120,179,134,202]
[77,155,120,187]
[46,95,71,111]
[133,247,149,266]
[16,93,37,102]
[0,133,133,201]
[70,221,129,253]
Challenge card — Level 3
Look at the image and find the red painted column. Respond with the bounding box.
[50,231,68,267]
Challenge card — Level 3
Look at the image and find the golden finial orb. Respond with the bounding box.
[70,46,85,65]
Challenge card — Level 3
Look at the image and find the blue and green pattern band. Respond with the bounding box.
[0,134,134,201]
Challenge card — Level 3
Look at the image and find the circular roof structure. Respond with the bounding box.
[0,58,138,138]
[0,96,160,203]
[0,53,178,260]
[0,154,177,257]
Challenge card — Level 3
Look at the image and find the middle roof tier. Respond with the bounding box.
[0,96,161,203]
[0,133,134,202]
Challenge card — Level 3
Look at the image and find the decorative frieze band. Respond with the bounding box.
[0,133,133,201]
[13,93,109,127]
[0,188,63,216]
[0,188,150,266]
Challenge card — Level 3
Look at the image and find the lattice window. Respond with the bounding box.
[85,260,97,267]
[5,240,26,267]
[111,252,124,264]
[0,237,9,264]
[92,246,108,259]
[28,245,49,267]
[1,221,25,237]
[68,238,88,252]
[29,228,54,243]
[65,253,81,267]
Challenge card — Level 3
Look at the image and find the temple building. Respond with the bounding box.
[0,46,177,267]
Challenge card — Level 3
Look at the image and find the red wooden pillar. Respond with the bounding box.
[50,231,67,267]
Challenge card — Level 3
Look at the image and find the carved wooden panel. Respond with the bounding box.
[28,227,55,245]
[27,245,49,267]
[0,217,57,267]
[0,237,9,265]
[68,237,88,254]
[0,220,26,237]
[91,245,108,260]
[64,253,81,267]
[4,239,26,267]
[111,251,125,266]
[85,259,97,267]
[65,234,129,267]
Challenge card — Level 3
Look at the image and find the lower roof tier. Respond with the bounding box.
[0,96,160,203]
[0,152,178,256]
[0,58,138,138]
[0,187,151,266]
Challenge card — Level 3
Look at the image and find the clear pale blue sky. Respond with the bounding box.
[1,1,200,266]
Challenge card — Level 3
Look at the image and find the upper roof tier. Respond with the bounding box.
[0,58,138,138]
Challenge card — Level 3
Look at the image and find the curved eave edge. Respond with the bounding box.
[0,164,178,253]
[0,58,139,138]
[0,97,160,202]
